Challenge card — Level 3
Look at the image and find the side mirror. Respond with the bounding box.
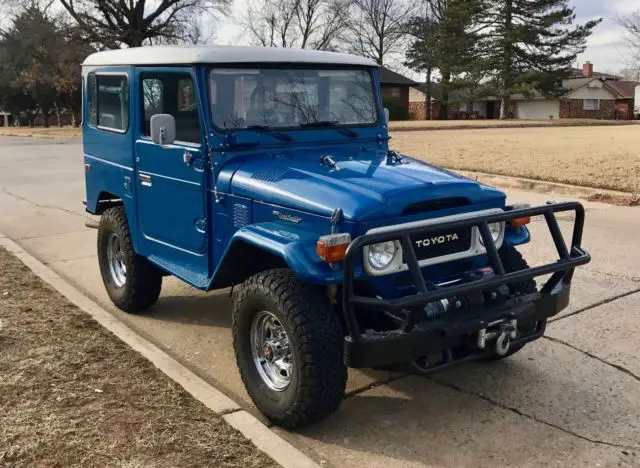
[384,107,390,124]
[150,114,176,146]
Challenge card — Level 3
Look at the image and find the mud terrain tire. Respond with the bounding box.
[482,244,542,361]
[233,269,347,429]
[97,206,162,313]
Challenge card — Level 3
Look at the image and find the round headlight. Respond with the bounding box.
[367,241,399,271]
[479,222,504,245]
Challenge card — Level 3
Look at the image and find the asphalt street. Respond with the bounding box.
[0,136,638,467]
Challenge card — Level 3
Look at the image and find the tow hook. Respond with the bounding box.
[477,320,518,355]
[495,327,512,356]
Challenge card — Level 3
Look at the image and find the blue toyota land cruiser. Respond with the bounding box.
[82,45,590,429]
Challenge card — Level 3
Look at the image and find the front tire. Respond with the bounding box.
[97,206,162,313]
[481,244,540,361]
[233,269,347,429]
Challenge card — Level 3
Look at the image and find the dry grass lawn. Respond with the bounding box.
[0,247,276,468]
[388,119,638,132]
[391,125,640,194]
[0,126,81,138]
[2,119,635,139]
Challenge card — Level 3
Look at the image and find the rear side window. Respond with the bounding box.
[87,73,129,132]
[141,73,201,144]
[87,74,97,126]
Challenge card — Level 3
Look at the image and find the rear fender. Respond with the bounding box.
[208,222,342,290]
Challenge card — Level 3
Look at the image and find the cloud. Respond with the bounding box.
[567,1,634,72]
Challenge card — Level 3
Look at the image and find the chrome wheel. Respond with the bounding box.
[251,311,293,391]
[106,232,127,287]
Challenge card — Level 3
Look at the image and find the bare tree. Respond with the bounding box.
[344,0,414,65]
[242,0,350,50]
[618,11,640,76]
[58,0,231,48]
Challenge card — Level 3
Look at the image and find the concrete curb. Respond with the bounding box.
[456,170,639,206]
[0,235,320,468]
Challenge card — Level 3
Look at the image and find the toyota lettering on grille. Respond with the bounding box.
[415,233,459,248]
[410,228,472,261]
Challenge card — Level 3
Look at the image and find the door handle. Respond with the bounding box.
[183,150,206,172]
[139,173,152,186]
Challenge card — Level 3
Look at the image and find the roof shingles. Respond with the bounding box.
[379,67,417,86]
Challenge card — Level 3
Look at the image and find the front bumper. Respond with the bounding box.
[341,201,591,369]
[344,283,567,368]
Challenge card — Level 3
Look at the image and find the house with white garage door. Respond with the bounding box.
[409,62,639,120]
[515,77,638,120]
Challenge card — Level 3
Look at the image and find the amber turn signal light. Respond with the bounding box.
[317,233,351,263]
[511,216,531,227]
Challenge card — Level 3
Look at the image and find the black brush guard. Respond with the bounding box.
[341,202,591,368]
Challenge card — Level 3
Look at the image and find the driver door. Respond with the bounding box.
[134,68,208,259]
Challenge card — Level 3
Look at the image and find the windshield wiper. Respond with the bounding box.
[300,121,358,138]
[246,125,293,142]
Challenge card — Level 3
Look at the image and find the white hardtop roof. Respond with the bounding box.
[83,45,377,67]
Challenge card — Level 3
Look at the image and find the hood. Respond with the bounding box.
[227,150,505,221]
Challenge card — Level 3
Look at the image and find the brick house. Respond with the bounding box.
[408,84,442,120]
[408,62,640,120]
[379,67,417,120]
[556,62,639,120]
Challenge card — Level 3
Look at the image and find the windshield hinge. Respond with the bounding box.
[330,208,343,234]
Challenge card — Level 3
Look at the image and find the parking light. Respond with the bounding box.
[317,233,351,263]
[508,203,532,227]
[511,216,531,227]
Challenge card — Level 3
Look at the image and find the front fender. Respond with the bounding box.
[208,222,342,290]
[505,225,531,246]
[209,222,531,291]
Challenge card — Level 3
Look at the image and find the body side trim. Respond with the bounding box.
[85,153,134,171]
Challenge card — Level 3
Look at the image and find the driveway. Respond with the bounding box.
[1,136,638,467]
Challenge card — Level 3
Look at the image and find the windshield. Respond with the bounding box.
[209,68,378,130]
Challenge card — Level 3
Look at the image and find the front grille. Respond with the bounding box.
[402,198,470,216]
[408,227,473,261]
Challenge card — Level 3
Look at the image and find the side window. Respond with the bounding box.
[178,78,197,112]
[142,78,163,135]
[141,74,201,144]
[87,74,97,126]
[92,75,129,131]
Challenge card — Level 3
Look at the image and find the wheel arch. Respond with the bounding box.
[93,191,123,215]
[208,224,342,290]
[210,239,289,289]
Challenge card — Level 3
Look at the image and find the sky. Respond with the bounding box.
[213,0,640,77]
[573,0,640,74]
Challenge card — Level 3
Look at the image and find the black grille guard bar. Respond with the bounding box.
[341,201,591,341]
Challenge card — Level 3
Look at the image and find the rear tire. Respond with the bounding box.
[97,206,162,313]
[233,269,347,429]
